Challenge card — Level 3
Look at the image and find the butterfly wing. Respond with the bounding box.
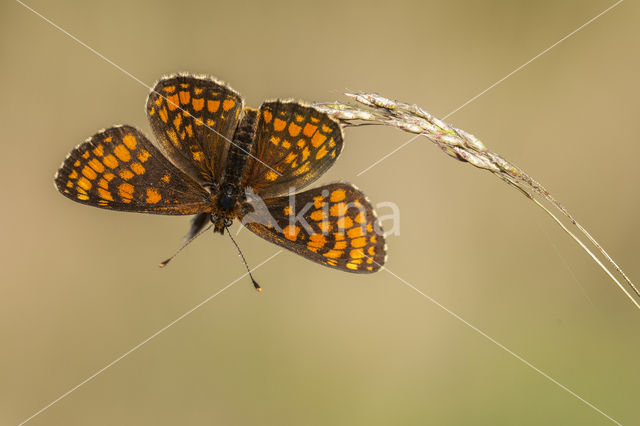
[240,183,386,272]
[54,126,212,214]
[146,74,244,184]
[242,101,343,199]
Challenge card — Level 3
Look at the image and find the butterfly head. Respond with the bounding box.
[210,183,243,233]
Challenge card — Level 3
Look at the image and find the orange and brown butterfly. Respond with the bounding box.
[54,73,386,274]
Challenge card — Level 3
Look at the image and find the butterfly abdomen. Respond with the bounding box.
[222,108,258,192]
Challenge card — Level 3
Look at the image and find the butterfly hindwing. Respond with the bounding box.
[54,126,212,214]
[240,183,386,272]
[242,101,343,199]
[146,74,244,184]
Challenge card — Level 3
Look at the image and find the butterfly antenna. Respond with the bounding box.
[226,227,262,292]
[159,224,212,268]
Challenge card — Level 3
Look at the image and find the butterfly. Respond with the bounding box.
[54,74,386,274]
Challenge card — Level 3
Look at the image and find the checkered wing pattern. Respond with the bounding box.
[242,101,343,199]
[240,183,385,272]
[146,74,244,184]
[54,126,212,214]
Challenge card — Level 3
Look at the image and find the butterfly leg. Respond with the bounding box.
[188,212,210,240]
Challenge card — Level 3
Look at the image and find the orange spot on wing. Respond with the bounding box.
[88,158,104,173]
[69,170,78,179]
[330,189,346,202]
[313,196,325,209]
[81,151,90,159]
[311,132,326,148]
[207,100,220,112]
[265,170,278,181]
[284,152,297,164]
[283,225,300,241]
[293,161,310,176]
[162,85,176,93]
[308,233,326,248]
[310,210,325,221]
[334,241,347,250]
[185,124,193,138]
[351,237,367,248]
[98,178,109,189]
[103,154,118,169]
[192,151,204,162]
[323,249,343,259]
[103,172,115,181]
[118,183,134,201]
[81,165,97,180]
[318,221,331,233]
[303,123,317,137]
[161,174,171,183]
[337,216,353,229]
[92,145,104,157]
[263,110,272,123]
[119,169,134,180]
[166,129,180,147]
[347,226,365,238]
[330,202,347,216]
[222,99,235,111]
[98,188,113,201]
[350,248,365,259]
[146,188,162,204]
[173,113,182,131]
[159,107,168,123]
[192,97,204,111]
[77,177,92,190]
[283,205,293,215]
[113,144,131,162]
[288,123,301,137]
[179,90,190,105]
[130,162,145,175]
[137,149,151,163]
[274,118,286,131]
[316,145,328,159]
[123,134,137,150]
[166,94,179,111]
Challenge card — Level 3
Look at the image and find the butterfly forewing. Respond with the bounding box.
[240,183,386,272]
[147,74,244,184]
[242,101,343,199]
[54,126,212,214]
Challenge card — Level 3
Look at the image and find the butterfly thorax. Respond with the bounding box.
[209,107,259,233]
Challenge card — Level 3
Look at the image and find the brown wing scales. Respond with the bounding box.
[240,183,386,272]
[147,74,244,184]
[242,101,343,199]
[54,126,212,214]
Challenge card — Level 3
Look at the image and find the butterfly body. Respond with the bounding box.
[55,74,387,273]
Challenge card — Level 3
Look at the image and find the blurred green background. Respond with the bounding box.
[2,0,639,424]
